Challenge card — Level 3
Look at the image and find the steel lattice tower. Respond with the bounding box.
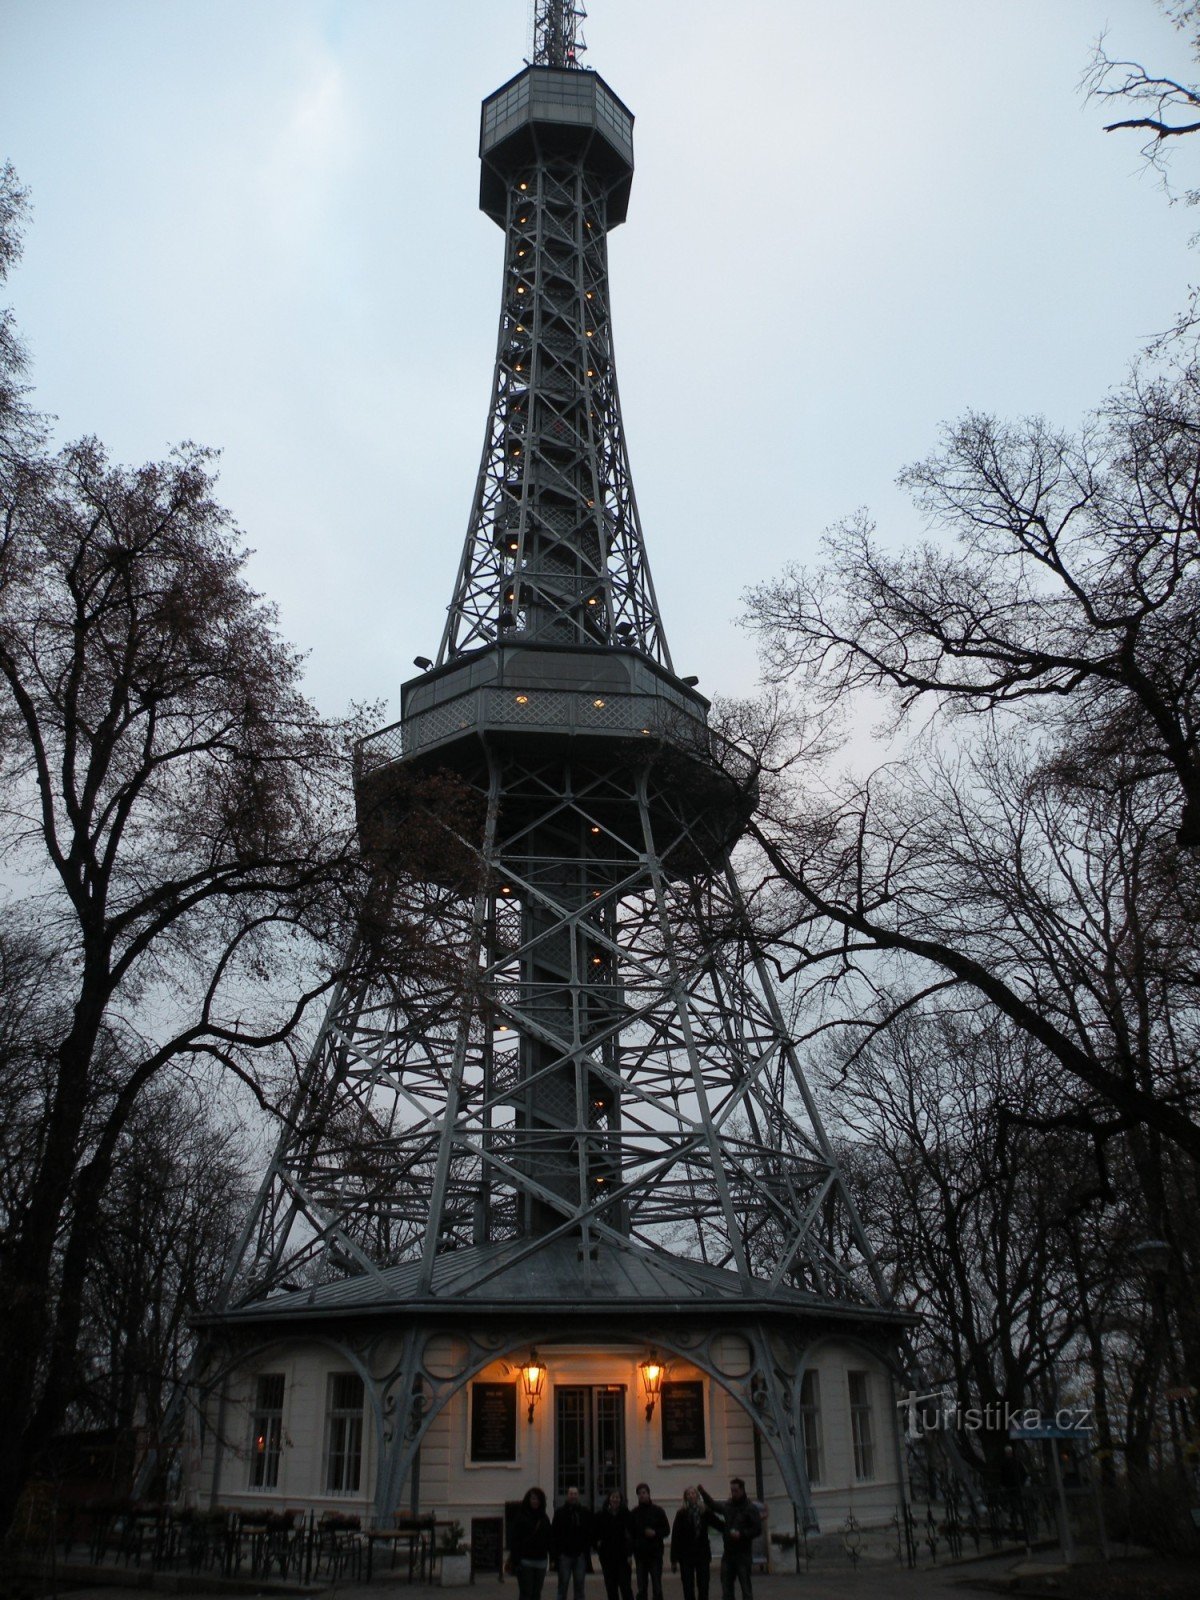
[211,3,899,1529]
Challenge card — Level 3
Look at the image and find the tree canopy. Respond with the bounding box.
[0,164,381,1538]
[741,358,1200,1464]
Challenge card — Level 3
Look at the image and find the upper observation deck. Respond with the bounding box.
[480,67,635,226]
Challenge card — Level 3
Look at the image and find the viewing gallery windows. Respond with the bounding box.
[799,1369,823,1487]
[325,1372,365,1494]
[847,1370,875,1481]
[249,1373,285,1489]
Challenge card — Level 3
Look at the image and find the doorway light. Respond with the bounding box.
[640,1350,665,1422]
[522,1350,546,1424]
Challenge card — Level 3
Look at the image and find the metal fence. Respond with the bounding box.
[14,1503,438,1586]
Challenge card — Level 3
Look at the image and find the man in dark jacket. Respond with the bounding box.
[629,1483,669,1600]
[697,1480,760,1600]
[552,1485,593,1600]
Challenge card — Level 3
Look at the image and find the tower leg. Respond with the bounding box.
[744,1320,820,1531]
[373,1325,429,1524]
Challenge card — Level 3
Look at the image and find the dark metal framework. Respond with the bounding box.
[532,1,587,70]
[210,20,901,1534]
[440,63,667,666]
[231,731,882,1302]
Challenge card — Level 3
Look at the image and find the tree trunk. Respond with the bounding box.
[0,999,108,1541]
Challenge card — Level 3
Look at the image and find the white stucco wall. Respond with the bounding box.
[188,1330,902,1543]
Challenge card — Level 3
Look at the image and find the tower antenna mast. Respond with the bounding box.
[532,0,586,68]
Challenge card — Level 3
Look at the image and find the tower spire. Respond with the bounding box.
[532,1,586,69]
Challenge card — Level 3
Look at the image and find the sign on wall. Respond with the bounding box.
[471,1516,505,1577]
[470,1381,518,1462]
[660,1380,706,1460]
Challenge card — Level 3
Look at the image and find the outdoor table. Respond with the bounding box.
[365,1517,434,1582]
[119,1512,162,1567]
[231,1515,270,1578]
[316,1520,364,1581]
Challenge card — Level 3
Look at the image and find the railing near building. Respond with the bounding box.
[355,685,759,797]
[11,1502,439,1586]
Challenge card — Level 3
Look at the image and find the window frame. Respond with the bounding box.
[847,1369,875,1482]
[798,1368,823,1488]
[248,1372,285,1491]
[324,1371,365,1495]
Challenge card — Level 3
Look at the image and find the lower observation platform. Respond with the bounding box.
[354,643,758,868]
[359,643,752,777]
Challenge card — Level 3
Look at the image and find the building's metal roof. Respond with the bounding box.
[208,1235,902,1329]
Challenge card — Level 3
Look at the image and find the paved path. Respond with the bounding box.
[45,1550,1094,1600]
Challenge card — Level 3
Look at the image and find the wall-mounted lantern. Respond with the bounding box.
[522,1350,546,1424]
[640,1350,665,1422]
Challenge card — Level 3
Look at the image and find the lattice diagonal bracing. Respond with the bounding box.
[439,76,669,667]
[224,742,885,1314]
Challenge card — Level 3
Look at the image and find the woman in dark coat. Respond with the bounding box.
[669,1488,714,1600]
[510,1486,553,1600]
[592,1490,634,1600]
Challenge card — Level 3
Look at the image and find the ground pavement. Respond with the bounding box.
[40,1546,1197,1600]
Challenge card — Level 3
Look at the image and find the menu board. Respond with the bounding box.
[471,1516,504,1578]
[661,1380,706,1460]
[470,1381,517,1462]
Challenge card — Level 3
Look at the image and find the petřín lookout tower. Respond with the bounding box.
[195,1,905,1537]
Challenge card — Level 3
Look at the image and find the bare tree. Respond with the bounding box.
[75,1084,253,1455]
[826,999,1190,1484]
[823,1005,1111,1473]
[728,699,1200,1415]
[741,719,1200,1144]
[1086,4,1200,180]
[0,170,445,1537]
[746,366,1200,847]
[740,353,1200,1176]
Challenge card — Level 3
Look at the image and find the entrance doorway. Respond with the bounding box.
[554,1385,626,1505]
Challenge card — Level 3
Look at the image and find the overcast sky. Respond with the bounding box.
[3,0,1197,716]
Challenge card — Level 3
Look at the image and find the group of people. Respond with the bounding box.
[508,1479,763,1600]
